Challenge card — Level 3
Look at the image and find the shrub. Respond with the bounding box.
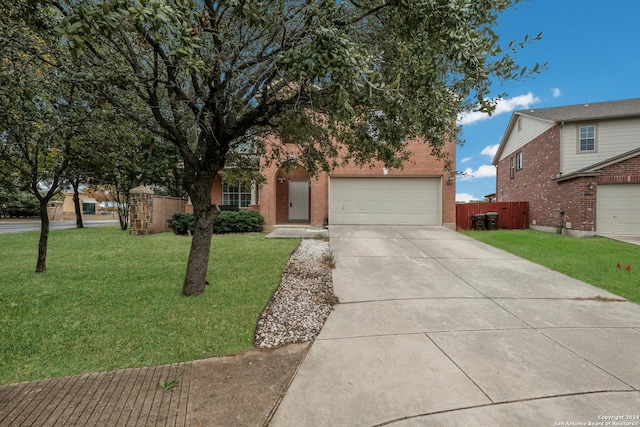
[167,212,194,235]
[213,210,264,234]
[168,210,264,235]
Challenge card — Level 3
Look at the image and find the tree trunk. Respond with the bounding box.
[36,201,50,274]
[182,175,218,296]
[112,189,128,231]
[72,179,84,229]
[117,205,128,231]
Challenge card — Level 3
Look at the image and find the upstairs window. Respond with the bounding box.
[516,152,523,170]
[510,157,515,179]
[579,125,596,152]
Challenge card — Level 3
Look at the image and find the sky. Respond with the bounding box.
[455,0,640,202]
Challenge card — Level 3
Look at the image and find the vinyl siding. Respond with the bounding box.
[498,115,554,162]
[561,117,640,174]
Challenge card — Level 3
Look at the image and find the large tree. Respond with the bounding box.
[0,171,40,218]
[56,0,542,295]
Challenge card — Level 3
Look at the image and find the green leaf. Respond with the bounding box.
[159,378,178,391]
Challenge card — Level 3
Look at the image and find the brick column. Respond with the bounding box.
[129,186,154,235]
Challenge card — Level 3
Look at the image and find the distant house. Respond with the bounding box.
[62,192,99,216]
[196,138,457,230]
[484,193,496,202]
[493,98,640,236]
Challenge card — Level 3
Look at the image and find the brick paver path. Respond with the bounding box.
[0,363,192,427]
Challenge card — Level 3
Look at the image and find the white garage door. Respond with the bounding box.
[596,184,640,235]
[329,177,441,225]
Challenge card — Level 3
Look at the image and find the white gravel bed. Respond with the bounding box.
[254,238,336,348]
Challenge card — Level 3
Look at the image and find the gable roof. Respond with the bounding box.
[517,97,640,122]
[492,97,640,165]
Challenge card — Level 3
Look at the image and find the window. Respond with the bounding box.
[82,203,95,215]
[579,125,596,152]
[517,117,522,132]
[222,182,251,208]
[230,138,259,154]
[516,152,523,170]
[510,157,515,179]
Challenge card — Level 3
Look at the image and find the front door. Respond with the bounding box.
[289,181,309,221]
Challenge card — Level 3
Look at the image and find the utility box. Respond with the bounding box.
[472,214,486,230]
[485,212,499,230]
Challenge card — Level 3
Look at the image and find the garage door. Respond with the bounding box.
[596,184,640,235]
[329,177,441,225]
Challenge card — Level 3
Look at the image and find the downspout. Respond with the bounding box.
[558,121,565,234]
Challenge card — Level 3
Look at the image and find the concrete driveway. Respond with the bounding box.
[602,234,640,246]
[270,226,640,426]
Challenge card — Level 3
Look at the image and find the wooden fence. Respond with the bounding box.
[456,201,529,230]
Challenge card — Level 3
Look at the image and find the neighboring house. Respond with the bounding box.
[493,98,640,236]
[62,192,99,216]
[198,138,457,230]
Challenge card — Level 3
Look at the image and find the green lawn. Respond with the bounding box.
[0,227,299,385]
[461,229,640,303]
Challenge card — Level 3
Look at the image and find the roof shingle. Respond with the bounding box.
[517,97,640,122]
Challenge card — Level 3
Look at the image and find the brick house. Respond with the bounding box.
[197,137,456,230]
[493,98,640,236]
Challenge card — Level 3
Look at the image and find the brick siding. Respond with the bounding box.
[209,138,456,228]
[558,178,596,232]
[596,155,640,183]
[497,125,565,230]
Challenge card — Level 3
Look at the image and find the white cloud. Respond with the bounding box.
[456,192,480,202]
[551,87,561,98]
[459,164,496,180]
[457,92,541,126]
[480,144,499,158]
[460,156,472,164]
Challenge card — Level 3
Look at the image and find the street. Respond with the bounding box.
[0,219,120,234]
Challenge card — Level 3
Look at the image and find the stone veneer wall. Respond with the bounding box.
[129,186,154,235]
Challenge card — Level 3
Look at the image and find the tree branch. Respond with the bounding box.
[335,2,394,27]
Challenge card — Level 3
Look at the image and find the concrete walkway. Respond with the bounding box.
[270,225,640,426]
[265,226,328,239]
